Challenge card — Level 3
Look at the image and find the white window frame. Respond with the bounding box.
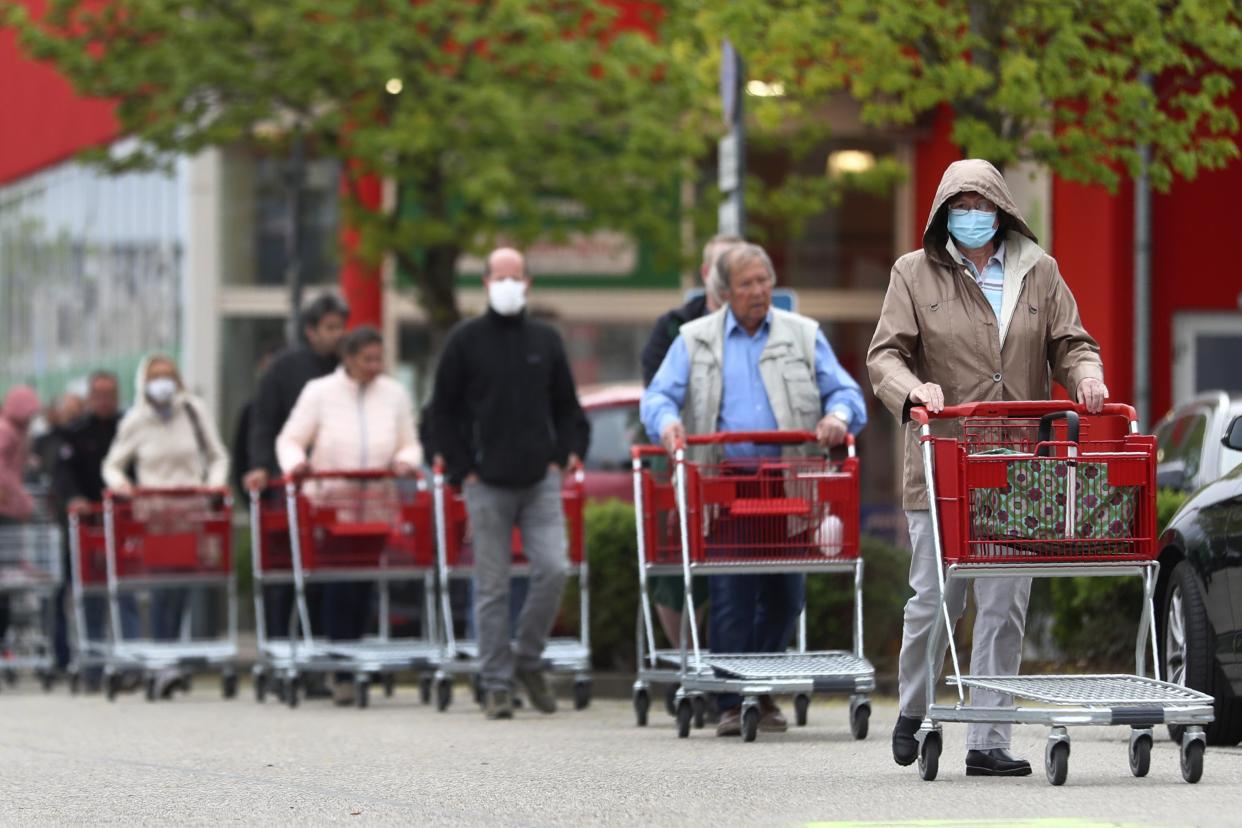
[1172,311,1242,408]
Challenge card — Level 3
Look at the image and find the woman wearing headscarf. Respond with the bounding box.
[0,385,42,645]
[102,354,229,695]
[868,159,1107,777]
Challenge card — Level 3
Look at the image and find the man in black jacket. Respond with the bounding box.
[430,247,589,720]
[53,371,134,683]
[243,293,348,641]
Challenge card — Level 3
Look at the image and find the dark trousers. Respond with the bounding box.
[708,572,805,710]
[322,582,373,681]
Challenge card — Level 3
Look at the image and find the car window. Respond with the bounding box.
[1156,412,1208,488]
[584,404,643,472]
[1222,405,1242,478]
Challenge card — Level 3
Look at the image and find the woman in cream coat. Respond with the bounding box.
[276,325,422,704]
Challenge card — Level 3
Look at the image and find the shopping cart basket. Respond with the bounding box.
[101,487,239,700]
[911,401,1214,785]
[632,430,873,742]
[0,483,62,691]
[250,469,439,708]
[430,464,591,712]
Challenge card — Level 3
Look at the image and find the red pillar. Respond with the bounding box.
[1050,177,1135,406]
[338,172,384,329]
[911,106,962,246]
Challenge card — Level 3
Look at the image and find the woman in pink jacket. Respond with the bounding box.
[0,385,42,646]
[276,325,422,703]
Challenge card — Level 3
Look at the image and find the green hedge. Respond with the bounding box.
[1042,487,1190,666]
[563,500,910,672]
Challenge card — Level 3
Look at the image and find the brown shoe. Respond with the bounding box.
[715,707,741,736]
[758,695,788,733]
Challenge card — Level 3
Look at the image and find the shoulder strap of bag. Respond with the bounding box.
[182,400,210,483]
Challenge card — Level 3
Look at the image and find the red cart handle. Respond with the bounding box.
[630,430,855,458]
[909,401,1138,426]
[107,486,231,500]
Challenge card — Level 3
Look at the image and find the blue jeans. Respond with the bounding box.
[708,572,805,711]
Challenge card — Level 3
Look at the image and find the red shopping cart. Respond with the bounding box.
[0,483,62,691]
[911,401,1214,785]
[631,430,873,742]
[430,464,591,712]
[249,469,439,708]
[101,487,239,701]
[66,503,109,692]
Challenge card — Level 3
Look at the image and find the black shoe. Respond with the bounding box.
[965,748,1033,777]
[485,688,514,720]
[892,715,920,766]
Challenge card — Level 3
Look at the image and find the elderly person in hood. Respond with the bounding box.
[868,159,1106,778]
[102,354,229,696]
[0,385,42,645]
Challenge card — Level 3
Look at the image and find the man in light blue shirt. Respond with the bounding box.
[640,243,866,736]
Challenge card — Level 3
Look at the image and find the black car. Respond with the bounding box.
[1157,414,1242,745]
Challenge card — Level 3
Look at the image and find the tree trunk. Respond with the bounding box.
[420,243,463,355]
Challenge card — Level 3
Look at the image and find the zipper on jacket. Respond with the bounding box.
[357,384,369,468]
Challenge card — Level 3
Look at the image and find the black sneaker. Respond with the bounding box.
[965,748,1032,777]
[892,715,921,766]
[516,668,557,714]
[485,688,514,720]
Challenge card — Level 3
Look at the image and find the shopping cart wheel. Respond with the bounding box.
[1045,740,1070,786]
[573,680,591,711]
[419,675,433,705]
[794,694,810,727]
[692,696,706,729]
[472,675,485,707]
[383,674,396,698]
[664,684,678,717]
[633,688,650,727]
[1180,735,1204,784]
[1128,732,1152,778]
[254,673,268,703]
[355,678,370,709]
[69,672,81,695]
[918,731,940,781]
[222,672,239,700]
[39,670,55,692]
[436,678,453,712]
[675,698,692,738]
[4,669,16,686]
[105,673,119,702]
[145,677,158,703]
[849,703,870,740]
[741,706,759,743]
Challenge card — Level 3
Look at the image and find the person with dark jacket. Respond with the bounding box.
[638,233,741,656]
[54,371,139,652]
[243,293,348,642]
[430,247,589,720]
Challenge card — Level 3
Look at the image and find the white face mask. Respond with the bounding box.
[146,376,178,405]
[487,278,527,316]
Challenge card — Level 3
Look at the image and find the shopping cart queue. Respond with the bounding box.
[1,157,1214,787]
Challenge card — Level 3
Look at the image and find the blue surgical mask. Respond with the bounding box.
[947,209,998,249]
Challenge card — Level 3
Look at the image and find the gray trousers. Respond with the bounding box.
[464,470,569,690]
[899,510,1032,750]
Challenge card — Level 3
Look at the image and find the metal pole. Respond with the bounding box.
[1133,74,1153,430]
[284,133,306,347]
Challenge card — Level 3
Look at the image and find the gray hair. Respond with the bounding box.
[712,243,776,297]
[702,233,744,304]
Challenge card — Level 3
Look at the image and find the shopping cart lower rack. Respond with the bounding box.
[912,401,1214,785]
[630,430,874,742]
[0,483,62,691]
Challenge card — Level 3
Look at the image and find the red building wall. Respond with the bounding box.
[0,8,118,185]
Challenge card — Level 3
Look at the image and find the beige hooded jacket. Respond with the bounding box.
[867,159,1104,510]
[102,356,229,491]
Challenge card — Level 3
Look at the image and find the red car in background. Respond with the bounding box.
[579,383,644,503]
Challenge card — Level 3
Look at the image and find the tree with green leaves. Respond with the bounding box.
[705,0,1241,190]
[6,0,708,338]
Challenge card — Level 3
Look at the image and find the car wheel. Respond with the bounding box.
[1162,560,1242,746]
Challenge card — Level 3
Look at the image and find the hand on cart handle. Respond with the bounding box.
[660,421,687,456]
[1076,377,1109,414]
[392,461,419,478]
[815,412,849,449]
[243,468,269,492]
[286,461,311,482]
[908,382,945,414]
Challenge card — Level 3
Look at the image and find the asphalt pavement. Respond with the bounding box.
[1,680,1238,826]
